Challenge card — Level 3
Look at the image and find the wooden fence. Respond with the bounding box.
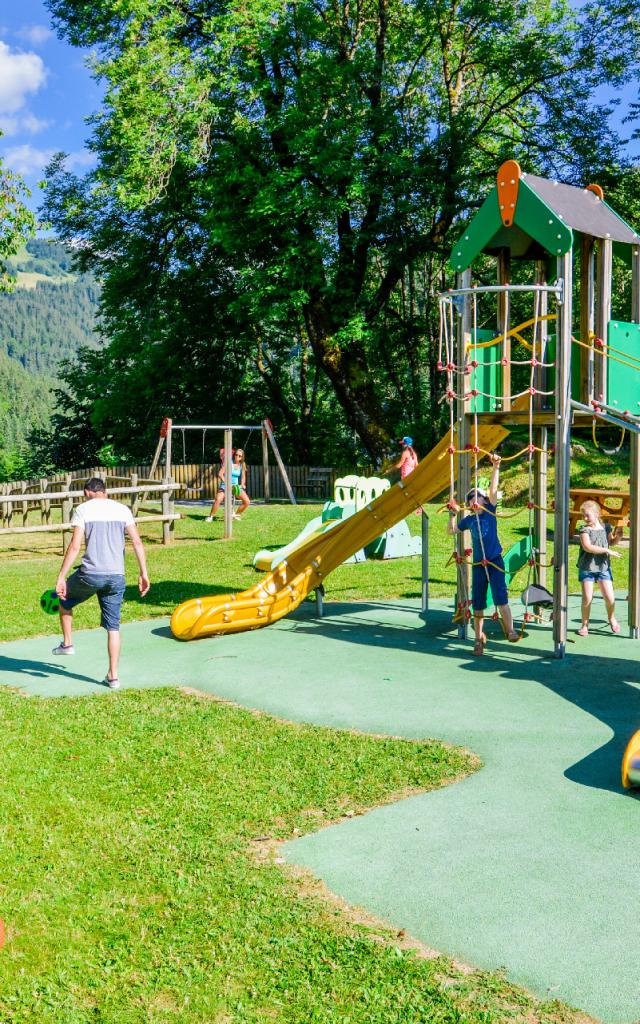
[0,470,179,550]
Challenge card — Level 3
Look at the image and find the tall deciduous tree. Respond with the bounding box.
[44,0,639,461]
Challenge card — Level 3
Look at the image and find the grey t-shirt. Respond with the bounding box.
[71,497,134,575]
[577,523,612,573]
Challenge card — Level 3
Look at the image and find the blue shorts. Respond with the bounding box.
[59,570,126,631]
[471,557,508,612]
[578,569,613,583]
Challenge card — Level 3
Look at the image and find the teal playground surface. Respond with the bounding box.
[2,597,640,1023]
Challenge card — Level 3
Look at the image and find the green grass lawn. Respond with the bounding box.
[0,689,587,1024]
[0,447,627,1022]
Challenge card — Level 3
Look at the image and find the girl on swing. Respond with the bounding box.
[206,448,251,522]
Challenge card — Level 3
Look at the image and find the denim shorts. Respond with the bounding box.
[578,569,613,583]
[59,569,126,631]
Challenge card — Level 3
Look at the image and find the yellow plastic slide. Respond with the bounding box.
[170,418,514,640]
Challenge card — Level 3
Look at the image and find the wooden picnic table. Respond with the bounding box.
[569,487,630,535]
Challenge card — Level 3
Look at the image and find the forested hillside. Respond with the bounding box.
[0,239,101,480]
[0,239,99,376]
[0,350,55,479]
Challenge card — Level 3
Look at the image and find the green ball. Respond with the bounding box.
[232,484,241,497]
[40,588,61,615]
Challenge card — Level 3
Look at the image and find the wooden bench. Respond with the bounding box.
[569,488,630,535]
[296,467,334,500]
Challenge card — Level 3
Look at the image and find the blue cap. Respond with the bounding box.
[400,436,413,446]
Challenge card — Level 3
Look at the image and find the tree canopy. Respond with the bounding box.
[43,0,640,464]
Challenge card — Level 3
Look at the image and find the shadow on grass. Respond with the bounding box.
[124,580,241,607]
[288,600,640,796]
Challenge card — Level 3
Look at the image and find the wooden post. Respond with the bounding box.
[130,472,139,516]
[498,250,511,411]
[629,247,640,638]
[262,424,271,503]
[553,253,573,658]
[21,481,28,528]
[456,269,472,639]
[263,419,297,504]
[534,427,548,589]
[223,428,233,540]
[61,473,73,553]
[594,238,612,404]
[579,235,595,404]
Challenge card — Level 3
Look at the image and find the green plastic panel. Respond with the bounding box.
[448,179,573,272]
[449,187,503,273]
[502,535,536,588]
[468,329,502,413]
[607,320,640,413]
[515,182,573,257]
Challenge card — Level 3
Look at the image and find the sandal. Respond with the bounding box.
[507,631,520,643]
[577,625,589,637]
[472,639,485,657]
[609,618,621,634]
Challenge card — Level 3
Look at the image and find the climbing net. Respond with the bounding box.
[438,283,559,632]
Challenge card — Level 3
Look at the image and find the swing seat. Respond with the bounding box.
[521,583,553,608]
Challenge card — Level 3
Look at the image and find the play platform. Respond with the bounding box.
[1,598,639,1022]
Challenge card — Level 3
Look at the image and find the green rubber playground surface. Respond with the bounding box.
[2,598,640,1022]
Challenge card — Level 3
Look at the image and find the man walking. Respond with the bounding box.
[53,477,150,688]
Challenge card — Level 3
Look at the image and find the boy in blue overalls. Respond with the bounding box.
[447,453,519,656]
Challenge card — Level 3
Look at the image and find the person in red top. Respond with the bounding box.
[395,436,418,478]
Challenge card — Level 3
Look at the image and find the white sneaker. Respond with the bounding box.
[52,643,75,656]
[205,516,215,522]
[232,513,241,521]
[104,675,120,690]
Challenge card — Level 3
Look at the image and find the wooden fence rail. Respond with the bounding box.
[0,475,179,551]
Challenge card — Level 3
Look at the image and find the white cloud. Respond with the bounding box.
[2,142,54,175]
[0,40,47,115]
[15,25,54,47]
[2,144,96,176]
[0,112,50,136]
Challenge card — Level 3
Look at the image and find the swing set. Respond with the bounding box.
[149,417,296,539]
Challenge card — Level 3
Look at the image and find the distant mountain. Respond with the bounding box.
[1,238,100,376]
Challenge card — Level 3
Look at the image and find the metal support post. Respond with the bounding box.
[579,235,595,403]
[534,426,548,589]
[629,247,640,638]
[553,254,573,657]
[262,424,271,503]
[421,512,429,614]
[498,250,512,411]
[594,238,612,403]
[456,269,472,638]
[223,428,233,540]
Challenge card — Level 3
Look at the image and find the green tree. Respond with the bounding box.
[44,0,639,462]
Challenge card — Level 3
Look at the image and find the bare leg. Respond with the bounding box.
[599,579,618,630]
[472,613,485,655]
[107,630,121,681]
[236,491,251,516]
[580,580,594,630]
[208,491,225,518]
[497,603,518,640]
[59,607,73,646]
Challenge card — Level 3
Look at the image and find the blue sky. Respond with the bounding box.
[0,0,99,213]
[0,0,638,217]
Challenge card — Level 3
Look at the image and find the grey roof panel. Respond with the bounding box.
[524,174,639,244]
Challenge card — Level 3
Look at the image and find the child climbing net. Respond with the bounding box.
[438,283,558,643]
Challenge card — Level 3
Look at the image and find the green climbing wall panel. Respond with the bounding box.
[468,330,502,414]
[607,320,640,414]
